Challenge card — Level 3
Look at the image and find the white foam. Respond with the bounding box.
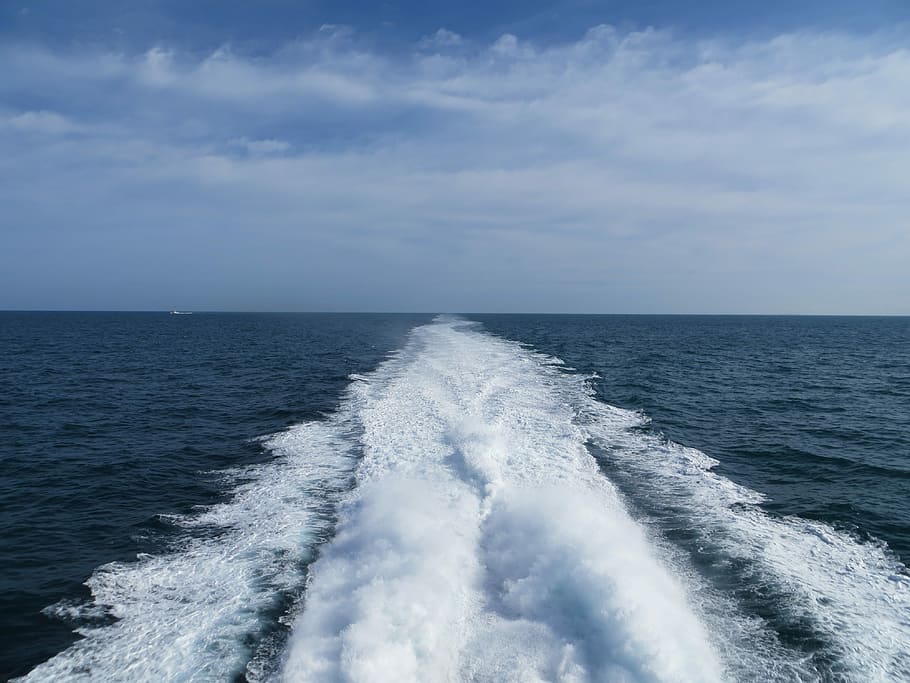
[21,412,362,682]
[583,401,910,682]
[281,318,724,682]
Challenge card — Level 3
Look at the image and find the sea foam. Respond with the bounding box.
[583,402,910,682]
[20,411,363,682]
[281,318,723,682]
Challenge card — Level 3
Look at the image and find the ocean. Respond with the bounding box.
[1,313,908,681]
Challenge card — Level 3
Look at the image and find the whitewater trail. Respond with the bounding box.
[22,317,910,682]
[280,319,723,682]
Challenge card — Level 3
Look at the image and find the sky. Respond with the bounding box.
[1,1,909,313]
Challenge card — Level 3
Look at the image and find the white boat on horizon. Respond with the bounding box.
[169,310,193,315]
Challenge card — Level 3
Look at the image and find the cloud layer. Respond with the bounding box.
[1,26,908,312]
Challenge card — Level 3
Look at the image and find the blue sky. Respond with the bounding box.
[2,1,909,312]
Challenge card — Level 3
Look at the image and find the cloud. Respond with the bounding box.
[230,137,291,155]
[418,28,463,51]
[2,109,80,135]
[0,26,908,312]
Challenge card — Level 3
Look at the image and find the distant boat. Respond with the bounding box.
[170,310,193,315]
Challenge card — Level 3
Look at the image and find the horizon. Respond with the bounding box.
[3,310,910,317]
[2,1,909,314]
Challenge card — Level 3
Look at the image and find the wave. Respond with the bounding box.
[23,317,910,682]
[583,404,910,681]
[20,409,364,681]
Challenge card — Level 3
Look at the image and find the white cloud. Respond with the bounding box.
[2,109,79,134]
[140,46,178,87]
[1,27,909,312]
[418,28,464,51]
[230,137,291,155]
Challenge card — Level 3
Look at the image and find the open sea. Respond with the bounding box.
[1,312,908,682]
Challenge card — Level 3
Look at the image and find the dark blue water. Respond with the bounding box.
[2,313,908,680]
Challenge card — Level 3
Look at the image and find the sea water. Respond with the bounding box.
[2,313,908,681]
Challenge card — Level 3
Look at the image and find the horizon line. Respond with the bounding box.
[2,309,909,317]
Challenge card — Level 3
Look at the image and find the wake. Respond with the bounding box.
[22,317,910,682]
[281,318,722,682]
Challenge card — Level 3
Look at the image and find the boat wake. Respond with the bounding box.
[23,317,910,682]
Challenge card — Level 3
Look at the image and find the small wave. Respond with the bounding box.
[583,401,910,682]
[21,415,362,682]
